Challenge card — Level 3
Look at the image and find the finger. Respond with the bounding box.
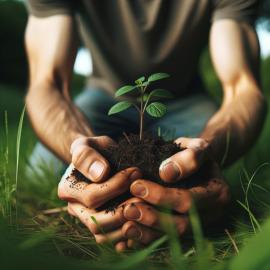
[189,178,230,210]
[70,136,116,156]
[68,202,122,234]
[115,241,128,252]
[174,137,209,150]
[94,228,124,244]
[68,198,142,234]
[71,136,115,182]
[59,166,141,208]
[122,221,161,245]
[131,178,229,214]
[123,202,190,235]
[130,180,192,213]
[67,202,77,217]
[159,137,210,183]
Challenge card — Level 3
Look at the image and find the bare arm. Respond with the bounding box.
[200,20,267,165]
[25,15,93,163]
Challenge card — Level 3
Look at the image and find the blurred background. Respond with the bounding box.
[1,0,269,184]
[0,0,270,268]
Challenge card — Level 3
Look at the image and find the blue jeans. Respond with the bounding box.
[27,88,218,177]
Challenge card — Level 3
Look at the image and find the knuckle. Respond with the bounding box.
[72,146,97,172]
[70,137,89,153]
[147,215,159,227]
[122,220,137,235]
[71,145,87,167]
[83,193,98,209]
[175,190,192,213]
[153,191,164,205]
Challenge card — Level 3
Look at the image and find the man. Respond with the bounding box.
[25,0,266,250]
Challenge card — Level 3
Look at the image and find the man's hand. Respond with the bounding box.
[58,163,142,247]
[119,137,229,248]
[122,161,230,248]
[58,135,141,205]
[58,135,142,249]
[159,137,211,183]
[69,136,115,182]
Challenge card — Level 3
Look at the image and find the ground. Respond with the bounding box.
[1,54,270,270]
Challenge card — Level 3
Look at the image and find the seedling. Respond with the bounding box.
[108,73,173,140]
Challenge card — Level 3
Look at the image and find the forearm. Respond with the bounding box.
[26,82,94,163]
[200,85,266,166]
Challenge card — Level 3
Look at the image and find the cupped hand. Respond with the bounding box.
[58,164,142,247]
[159,137,212,183]
[58,135,144,248]
[70,136,115,182]
[121,161,230,249]
[67,197,143,249]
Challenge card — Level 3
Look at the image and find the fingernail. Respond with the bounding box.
[125,226,142,239]
[89,160,105,181]
[124,204,141,220]
[131,183,147,198]
[159,159,181,182]
[130,170,142,181]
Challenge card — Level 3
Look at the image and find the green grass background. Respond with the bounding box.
[1,49,270,269]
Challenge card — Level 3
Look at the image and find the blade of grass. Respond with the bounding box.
[15,105,26,225]
[189,202,213,270]
[15,105,26,190]
[237,200,261,232]
[97,235,168,270]
[160,212,187,270]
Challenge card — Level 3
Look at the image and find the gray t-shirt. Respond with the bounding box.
[26,0,258,97]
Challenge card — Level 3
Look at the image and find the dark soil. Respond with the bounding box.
[97,133,200,212]
[66,133,203,212]
[102,133,181,186]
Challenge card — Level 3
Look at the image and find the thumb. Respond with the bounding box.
[159,137,210,183]
[70,136,116,182]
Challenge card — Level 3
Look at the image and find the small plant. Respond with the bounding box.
[108,73,173,140]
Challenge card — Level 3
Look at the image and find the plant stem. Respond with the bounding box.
[139,87,143,140]
[139,84,147,141]
[139,111,143,140]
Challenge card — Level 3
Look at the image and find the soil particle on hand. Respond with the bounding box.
[63,164,90,190]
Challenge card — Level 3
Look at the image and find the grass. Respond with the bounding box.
[1,55,270,269]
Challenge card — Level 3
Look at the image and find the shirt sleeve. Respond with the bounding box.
[211,0,259,24]
[26,0,75,18]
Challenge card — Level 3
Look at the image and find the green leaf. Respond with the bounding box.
[147,72,170,83]
[108,101,132,115]
[142,81,149,87]
[146,102,167,118]
[115,85,137,97]
[135,76,145,84]
[149,89,173,100]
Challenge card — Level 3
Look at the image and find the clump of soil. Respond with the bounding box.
[65,133,201,212]
[96,133,194,212]
[102,133,181,186]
